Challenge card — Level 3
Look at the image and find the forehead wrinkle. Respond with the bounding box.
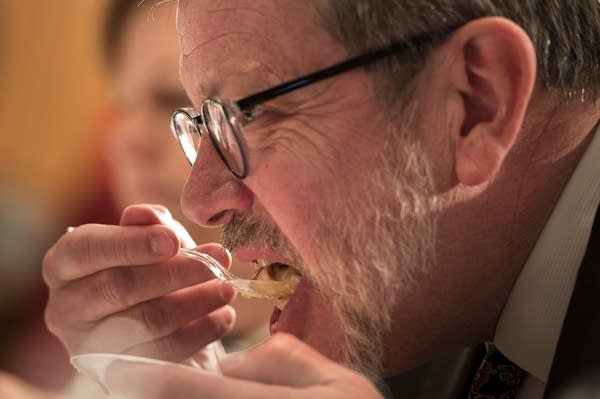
[178,2,276,56]
[178,1,343,106]
[179,18,277,104]
[183,30,255,58]
[203,5,271,19]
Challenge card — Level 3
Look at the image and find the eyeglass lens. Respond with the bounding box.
[201,100,245,176]
[172,111,201,165]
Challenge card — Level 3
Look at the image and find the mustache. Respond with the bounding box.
[220,212,301,265]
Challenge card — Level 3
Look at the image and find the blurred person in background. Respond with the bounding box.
[0,1,269,398]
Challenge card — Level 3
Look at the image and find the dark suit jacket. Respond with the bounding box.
[544,205,600,398]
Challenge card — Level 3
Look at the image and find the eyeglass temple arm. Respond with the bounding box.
[235,26,458,112]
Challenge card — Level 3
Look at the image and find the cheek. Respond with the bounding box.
[256,158,325,219]
[248,150,340,274]
[247,117,385,262]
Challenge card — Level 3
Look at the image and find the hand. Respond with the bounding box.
[42,204,236,361]
[103,333,384,399]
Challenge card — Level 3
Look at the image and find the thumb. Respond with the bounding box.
[220,333,339,387]
[120,204,196,249]
[120,204,173,226]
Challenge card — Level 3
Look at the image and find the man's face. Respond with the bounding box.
[177,0,438,374]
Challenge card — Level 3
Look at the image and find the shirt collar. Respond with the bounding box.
[493,122,600,383]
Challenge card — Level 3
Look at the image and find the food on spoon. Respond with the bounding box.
[242,262,301,309]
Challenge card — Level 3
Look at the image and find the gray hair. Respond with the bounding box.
[315,0,600,106]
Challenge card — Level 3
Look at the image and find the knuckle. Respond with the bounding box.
[163,262,186,289]
[114,229,138,265]
[269,332,296,352]
[266,333,311,363]
[55,224,142,277]
[44,295,81,335]
[96,227,130,265]
[44,307,59,334]
[153,336,185,360]
[65,228,93,265]
[42,246,58,286]
[96,268,136,307]
[199,314,225,338]
[137,301,171,337]
[44,304,67,336]
[52,227,96,279]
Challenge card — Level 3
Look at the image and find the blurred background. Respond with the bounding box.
[0,1,271,394]
[0,0,109,238]
[0,0,111,390]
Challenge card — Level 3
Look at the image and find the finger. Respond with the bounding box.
[80,281,235,353]
[43,224,179,286]
[120,207,229,268]
[220,333,344,386]
[53,256,226,322]
[119,204,172,226]
[104,361,300,399]
[120,204,196,249]
[124,305,236,362]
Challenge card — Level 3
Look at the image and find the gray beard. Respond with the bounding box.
[220,128,439,378]
[310,133,439,376]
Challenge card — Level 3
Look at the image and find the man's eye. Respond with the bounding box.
[251,107,289,127]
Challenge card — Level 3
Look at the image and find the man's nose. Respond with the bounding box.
[180,137,253,227]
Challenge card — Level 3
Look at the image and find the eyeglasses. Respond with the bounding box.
[170,26,456,179]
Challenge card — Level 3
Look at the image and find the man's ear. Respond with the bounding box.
[449,17,536,186]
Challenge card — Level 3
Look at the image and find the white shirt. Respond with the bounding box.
[493,123,600,399]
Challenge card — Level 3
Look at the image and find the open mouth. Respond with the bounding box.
[241,260,302,310]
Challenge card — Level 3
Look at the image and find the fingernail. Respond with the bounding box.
[220,282,235,302]
[223,305,236,327]
[150,232,175,255]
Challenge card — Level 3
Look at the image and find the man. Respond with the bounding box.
[43,1,600,398]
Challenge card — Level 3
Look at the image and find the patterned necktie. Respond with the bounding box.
[468,343,526,399]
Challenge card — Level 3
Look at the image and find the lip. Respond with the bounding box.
[269,276,309,334]
[269,308,282,334]
[232,247,299,271]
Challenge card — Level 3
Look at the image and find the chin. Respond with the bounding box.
[269,277,345,362]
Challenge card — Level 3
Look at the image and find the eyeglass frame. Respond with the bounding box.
[170,25,459,179]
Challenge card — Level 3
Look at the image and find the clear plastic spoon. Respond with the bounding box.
[177,248,293,300]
